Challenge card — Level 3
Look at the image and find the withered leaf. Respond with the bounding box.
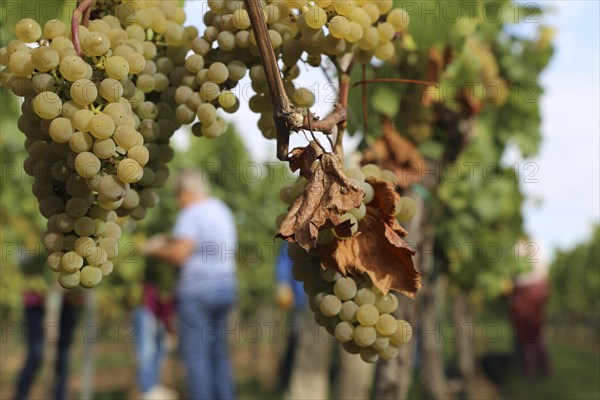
[277,142,364,251]
[362,118,426,190]
[317,178,422,297]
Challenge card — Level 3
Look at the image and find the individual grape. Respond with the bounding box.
[362,3,381,23]
[372,334,390,352]
[374,42,395,61]
[80,265,103,288]
[139,188,159,207]
[348,7,371,29]
[218,90,237,109]
[61,100,85,119]
[136,75,156,93]
[98,195,124,210]
[39,196,65,218]
[58,270,80,289]
[71,109,94,132]
[380,169,397,183]
[227,60,247,81]
[74,236,95,257]
[59,55,88,82]
[357,304,379,326]
[376,314,398,336]
[335,321,354,342]
[55,213,75,233]
[360,346,379,363]
[342,340,361,355]
[74,152,101,179]
[304,7,328,29]
[344,21,364,43]
[333,277,358,300]
[70,79,97,106]
[69,131,93,153]
[377,22,396,43]
[89,114,115,140]
[117,158,143,183]
[375,293,399,313]
[44,19,67,39]
[103,222,122,240]
[396,197,417,221]
[329,16,350,39]
[379,345,400,360]
[31,46,59,72]
[389,320,413,346]
[105,56,129,80]
[196,103,217,125]
[103,103,128,126]
[127,145,149,166]
[200,82,220,102]
[208,62,229,84]
[83,31,110,56]
[122,189,140,210]
[353,325,377,347]
[99,78,124,103]
[348,202,367,221]
[125,52,146,75]
[15,18,42,43]
[31,73,57,93]
[114,125,143,150]
[387,8,410,32]
[362,182,374,204]
[319,267,341,283]
[98,175,128,201]
[355,287,376,305]
[42,231,65,252]
[319,294,342,317]
[201,121,224,139]
[48,117,74,143]
[86,247,108,266]
[292,87,315,108]
[32,91,62,119]
[93,138,117,159]
[73,216,95,237]
[339,300,359,323]
[47,251,64,272]
[65,197,88,218]
[61,251,83,273]
[357,26,379,51]
[99,260,114,276]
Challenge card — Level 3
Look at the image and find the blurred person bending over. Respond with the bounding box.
[510,241,552,379]
[145,169,237,400]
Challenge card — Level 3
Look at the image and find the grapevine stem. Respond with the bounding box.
[351,78,438,89]
[72,0,95,56]
[244,0,294,160]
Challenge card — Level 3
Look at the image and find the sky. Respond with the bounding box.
[181,1,600,260]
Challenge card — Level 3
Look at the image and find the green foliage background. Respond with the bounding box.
[348,0,553,297]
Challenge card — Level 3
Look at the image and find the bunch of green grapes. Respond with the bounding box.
[290,251,413,363]
[174,0,410,140]
[0,0,191,288]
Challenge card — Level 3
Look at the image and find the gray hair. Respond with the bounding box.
[174,169,211,196]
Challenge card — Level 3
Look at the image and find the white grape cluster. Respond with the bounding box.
[278,163,417,236]
[291,252,413,363]
[179,0,410,140]
[0,1,192,288]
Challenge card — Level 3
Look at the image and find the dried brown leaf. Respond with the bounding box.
[317,178,422,297]
[277,142,364,251]
[362,118,426,189]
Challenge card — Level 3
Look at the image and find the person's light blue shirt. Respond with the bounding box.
[173,197,237,298]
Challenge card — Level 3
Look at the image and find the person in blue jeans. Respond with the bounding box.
[14,290,81,400]
[133,256,176,398]
[145,169,237,400]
